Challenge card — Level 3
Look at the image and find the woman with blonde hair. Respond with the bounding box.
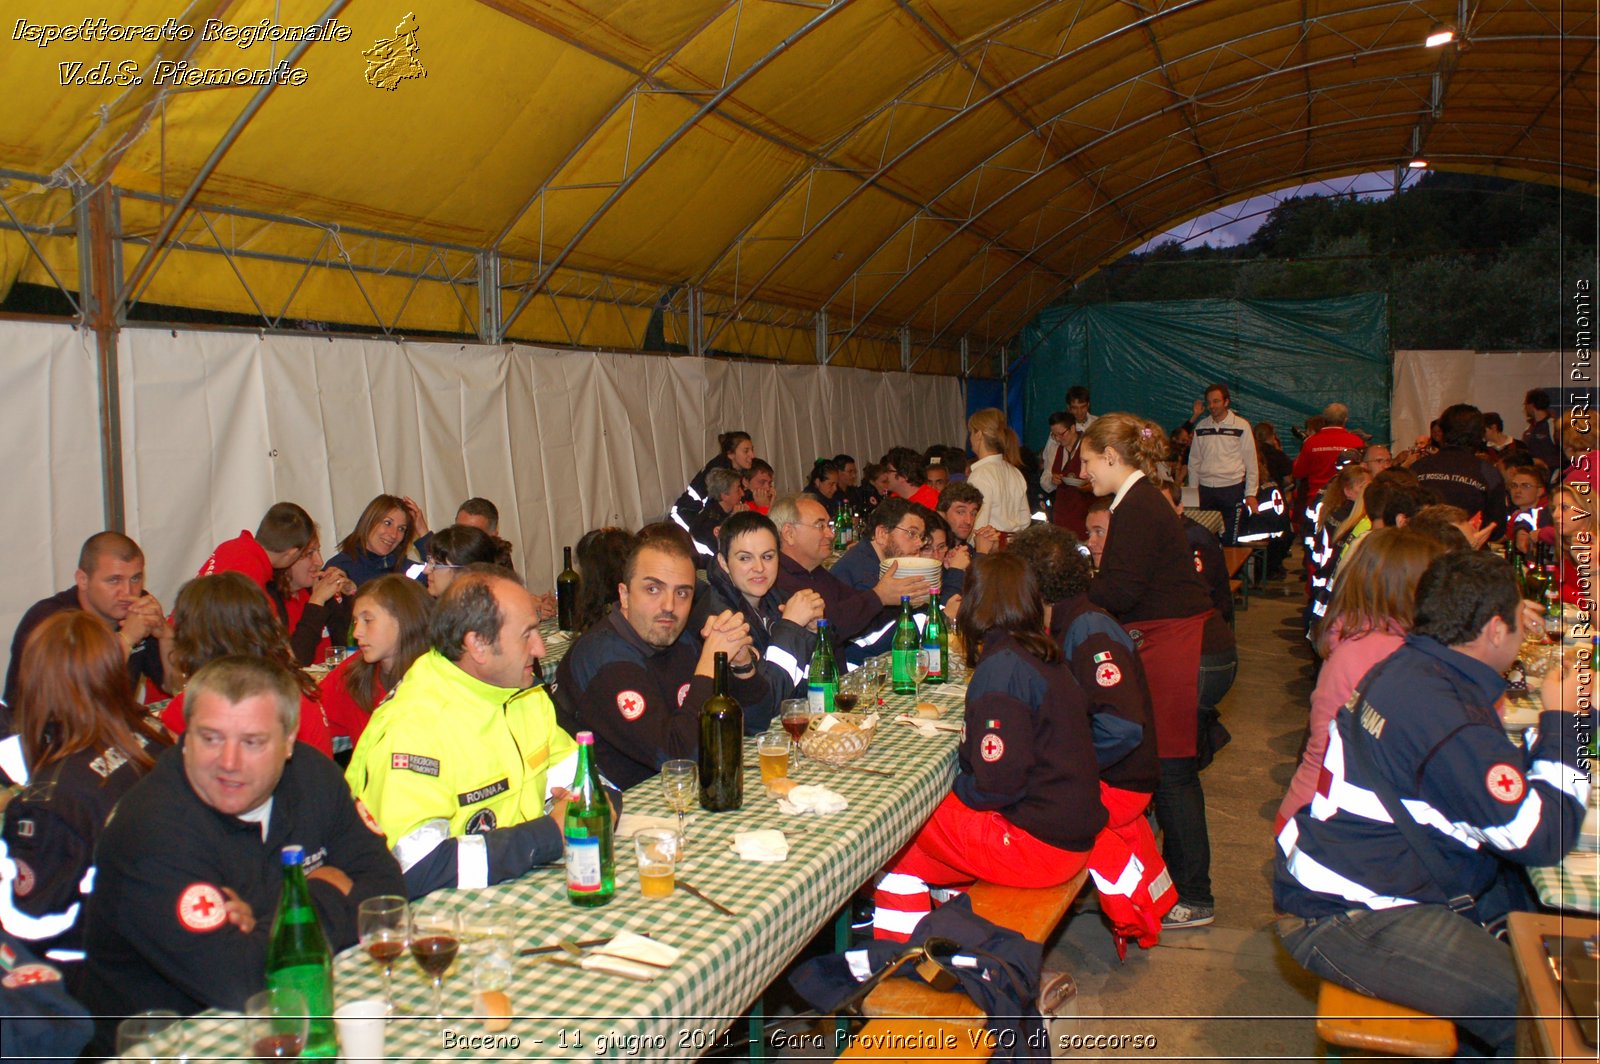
[1079,413,1219,929]
[2,611,169,969]
[965,408,1032,534]
[1274,527,1450,831]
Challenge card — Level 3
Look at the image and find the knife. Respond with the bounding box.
[519,935,613,956]
[675,878,737,917]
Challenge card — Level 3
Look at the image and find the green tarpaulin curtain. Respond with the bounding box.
[1018,295,1390,449]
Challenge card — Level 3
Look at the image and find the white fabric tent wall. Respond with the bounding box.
[3,321,963,687]
[1391,349,1563,449]
[0,321,107,684]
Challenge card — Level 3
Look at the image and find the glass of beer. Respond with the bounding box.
[758,732,791,793]
[635,828,679,898]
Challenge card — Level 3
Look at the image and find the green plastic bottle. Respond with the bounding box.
[807,620,838,713]
[564,731,614,906]
[891,596,920,695]
[265,846,336,1058]
[921,602,947,685]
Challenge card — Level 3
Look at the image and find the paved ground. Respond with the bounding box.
[1040,574,1328,1061]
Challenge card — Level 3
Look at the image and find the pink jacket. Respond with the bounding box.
[1275,626,1405,832]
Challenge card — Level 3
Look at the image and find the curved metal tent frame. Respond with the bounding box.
[0,0,1591,377]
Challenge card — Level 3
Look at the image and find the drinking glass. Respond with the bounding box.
[833,673,866,714]
[409,909,462,1026]
[635,827,680,898]
[461,900,512,995]
[357,894,409,1014]
[660,759,698,857]
[757,733,791,793]
[246,988,308,1059]
[116,1010,184,1064]
[779,699,811,764]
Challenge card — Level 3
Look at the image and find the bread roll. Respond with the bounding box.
[914,702,942,719]
[474,989,512,1031]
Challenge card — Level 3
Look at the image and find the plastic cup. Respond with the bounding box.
[334,998,388,1062]
[635,827,679,898]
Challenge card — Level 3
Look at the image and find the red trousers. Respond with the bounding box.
[873,793,1090,941]
[1086,783,1175,951]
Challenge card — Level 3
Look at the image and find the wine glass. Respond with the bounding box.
[660,759,698,858]
[913,655,931,702]
[116,1010,184,1064]
[779,699,811,764]
[246,988,308,1059]
[358,895,409,1014]
[409,909,462,1026]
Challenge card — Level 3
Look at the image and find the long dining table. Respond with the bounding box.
[161,677,970,1061]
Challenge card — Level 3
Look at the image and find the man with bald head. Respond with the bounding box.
[555,531,775,789]
[1292,402,1366,499]
[347,565,593,897]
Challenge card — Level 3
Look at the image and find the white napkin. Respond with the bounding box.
[893,714,960,737]
[731,829,789,862]
[615,813,684,838]
[778,784,849,816]
[582,931,681,981]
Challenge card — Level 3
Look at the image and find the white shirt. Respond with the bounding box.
[1110,468,1145,513]
[967,454,1034,533]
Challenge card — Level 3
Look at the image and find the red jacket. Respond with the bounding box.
[1292,426,1365,494]
[317,656,387,748]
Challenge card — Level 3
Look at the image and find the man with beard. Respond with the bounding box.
[555,532,775,789]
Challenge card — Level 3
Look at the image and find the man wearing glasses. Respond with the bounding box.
[828,497,935,663]
[773,496,925,659]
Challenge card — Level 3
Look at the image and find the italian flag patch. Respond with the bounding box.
[983,719,1001,729]
[1093,651,1112,663]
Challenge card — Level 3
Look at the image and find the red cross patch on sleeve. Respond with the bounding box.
[979,733,1005,762]
[176,882,228,933]
[1095,662,1122,687]
[1485,763,1526,804]
[617,690,646,721]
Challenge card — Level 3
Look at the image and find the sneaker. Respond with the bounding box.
[1161,902,1215,929]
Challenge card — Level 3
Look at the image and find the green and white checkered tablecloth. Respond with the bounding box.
[1530,850,1600,914]
[164,681,969,1061]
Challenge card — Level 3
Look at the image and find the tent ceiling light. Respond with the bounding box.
[1425,26,1456,47]
[1408,158,1430,169]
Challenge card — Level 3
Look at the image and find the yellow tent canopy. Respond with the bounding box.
[1,0,1594,374]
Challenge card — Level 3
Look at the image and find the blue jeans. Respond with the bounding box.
[1152,757,1211,907]
[1278,906,1516,1058]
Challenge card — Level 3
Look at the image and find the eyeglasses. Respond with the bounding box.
[893,524,931,546]
[423,560,462,573]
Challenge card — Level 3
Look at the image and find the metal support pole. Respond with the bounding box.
[688,286,704,357]
[477,252,503,344]
[1000,343,1009,417]
[959,336,970,378]
[899,326,911,372]
[815,309,829,365]
[80,184,125,531]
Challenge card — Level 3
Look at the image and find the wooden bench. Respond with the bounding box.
[1315,981,1458,1058]
[861,870,1090,1028]
[836,1018,994,1061]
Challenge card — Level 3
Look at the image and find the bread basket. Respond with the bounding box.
[799,712,878,765]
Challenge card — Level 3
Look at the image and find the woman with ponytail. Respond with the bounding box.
[1080,413,1220,930]
[966,408,1032,534]
[802,458,846,517]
